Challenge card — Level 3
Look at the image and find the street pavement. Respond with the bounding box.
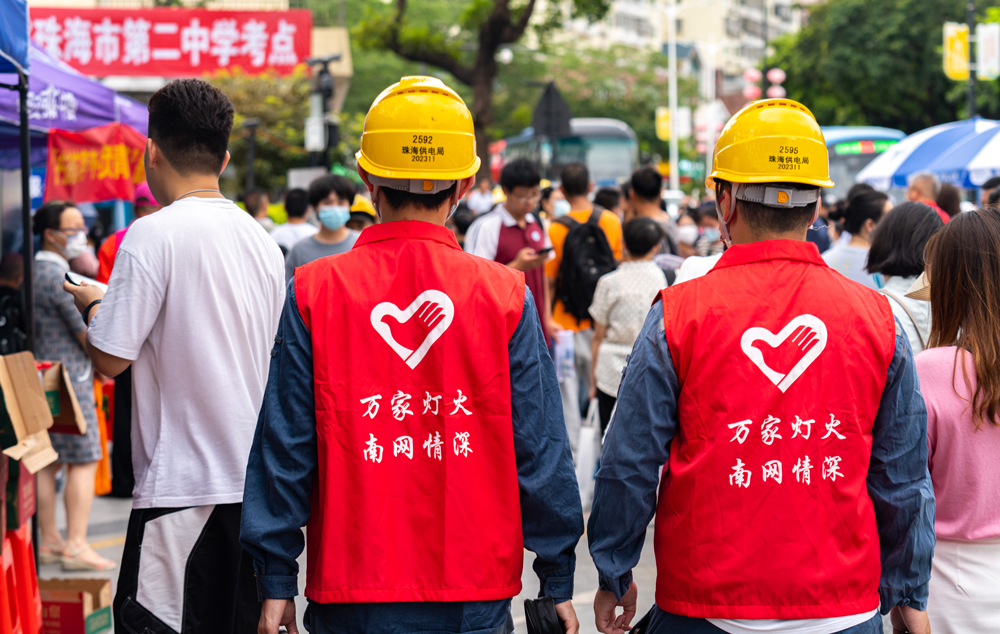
[44,491,661,634]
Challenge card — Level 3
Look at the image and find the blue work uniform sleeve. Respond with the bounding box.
[240,280,318,600]
[587,302,679,601]
[509,289,584,603]
[868,321,936,613]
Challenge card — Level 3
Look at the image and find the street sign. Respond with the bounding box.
[532,82,572,141]
[304,115,326,152]
[657,106,692,141]
[944,22,970,81]
[656,107,670,141]
[978,22,1000,81]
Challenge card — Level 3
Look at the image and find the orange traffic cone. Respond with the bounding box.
[0,537,23,634]
[6,528,38,634]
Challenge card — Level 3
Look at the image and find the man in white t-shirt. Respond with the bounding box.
[65,79,284,634]
[269,187,317,254]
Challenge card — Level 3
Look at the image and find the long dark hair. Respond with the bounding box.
[926,209,1000,428]
[866,202,943,277]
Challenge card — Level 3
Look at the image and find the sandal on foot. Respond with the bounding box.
[39,542,65,565]
[61,545,117,571]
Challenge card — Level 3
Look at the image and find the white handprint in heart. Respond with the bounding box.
[370,290,455,369]
[740,314,828,393]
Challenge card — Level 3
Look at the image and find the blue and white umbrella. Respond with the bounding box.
[856,118,1000,190]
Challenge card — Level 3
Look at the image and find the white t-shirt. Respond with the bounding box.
[88,197,285,509]
[269,221,318,253]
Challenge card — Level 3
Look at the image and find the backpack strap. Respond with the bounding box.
[878,288,926,350]
[554,215,579,230]
[587,207,604,226]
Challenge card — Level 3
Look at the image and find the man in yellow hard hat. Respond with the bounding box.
[347,193,377,232]
[587,99,935,634]
[240,76,584,634]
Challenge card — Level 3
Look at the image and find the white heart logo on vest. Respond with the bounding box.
[371,290,455,369]
[740,315,827,393]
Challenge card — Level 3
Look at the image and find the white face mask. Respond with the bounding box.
[553,199,571,217]
[677,225,699,245]
[60,231,89,260]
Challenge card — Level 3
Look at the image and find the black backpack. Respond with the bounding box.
[554,209,617,322]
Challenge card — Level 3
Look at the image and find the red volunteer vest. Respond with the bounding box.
[654,240,895,619]
[295,221,526,603]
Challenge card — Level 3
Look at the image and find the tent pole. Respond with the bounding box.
[18,68,39,572]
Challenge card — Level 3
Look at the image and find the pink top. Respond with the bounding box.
[917,346,1000,540]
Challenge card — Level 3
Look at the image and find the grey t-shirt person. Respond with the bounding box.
[285,231,360,283]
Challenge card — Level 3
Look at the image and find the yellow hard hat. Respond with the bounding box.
[350,194,376,218]
[356,76,481,182]
[706,99,833,189]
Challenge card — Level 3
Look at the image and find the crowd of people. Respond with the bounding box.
[6,73,996,634]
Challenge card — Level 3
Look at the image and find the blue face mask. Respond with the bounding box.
[553,199,571,217]
[318,205,350,230]
[703,228,722,243]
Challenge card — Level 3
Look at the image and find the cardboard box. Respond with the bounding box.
[39,362,86,435]
[39,578,112,634]
[0,351,58,473]
[6,456,35,530]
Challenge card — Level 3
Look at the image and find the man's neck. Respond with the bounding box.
[506,205,529,228]
[286,217,306,225]
[634,200,668,219]
[566,196,590,212]
[379,204,450,225]
[159,176,224,206]
[315,225,351,244]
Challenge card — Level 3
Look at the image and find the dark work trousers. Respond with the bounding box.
[645,605,884,633]
[110,367,134,497]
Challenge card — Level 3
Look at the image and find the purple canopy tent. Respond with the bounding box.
[0,41,148,169]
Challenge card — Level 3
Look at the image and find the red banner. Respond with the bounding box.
[46,123,147,204]
[29,8,311,77]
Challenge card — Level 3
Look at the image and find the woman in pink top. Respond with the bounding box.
[911,209,1000,633]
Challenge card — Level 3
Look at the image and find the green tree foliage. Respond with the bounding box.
[771,0,1000,133]
[353,0,612,175]
[208,66,312,195]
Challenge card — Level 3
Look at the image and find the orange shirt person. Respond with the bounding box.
[96,182,161,283]
[545,163,623,334]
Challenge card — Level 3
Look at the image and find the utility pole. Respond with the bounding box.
[761,0,770,93]
[968,0,977,118]
[667,0,679,192]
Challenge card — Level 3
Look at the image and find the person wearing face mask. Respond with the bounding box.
[694,206,726,256]
[284,175,361,283]
[32,201,116,572]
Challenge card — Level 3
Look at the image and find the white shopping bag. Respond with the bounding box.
[553,330,576,383]
[576,399,602,511]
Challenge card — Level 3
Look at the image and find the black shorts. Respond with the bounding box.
[113,503,261,634]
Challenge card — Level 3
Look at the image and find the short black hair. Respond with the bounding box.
[843,190,888,234]
[244,189,268,215]
[540,186,555,203]
[0,253,22,282]
[307,175,356,209]
[284,188,309,219]
[499,159,540,191]
[452,208,476,235]
[982,176,1000,191]
[593,188,621,211]
[866,202,943,277]
[382,183,458,212]
[631,167,663,201]
[623,217,664,257]
[33,201,76,235]
[989,188,1000,206]
[560,163,589,197]
[716,180,817,235]
[148,79,234,175]
[846,182,875,202]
